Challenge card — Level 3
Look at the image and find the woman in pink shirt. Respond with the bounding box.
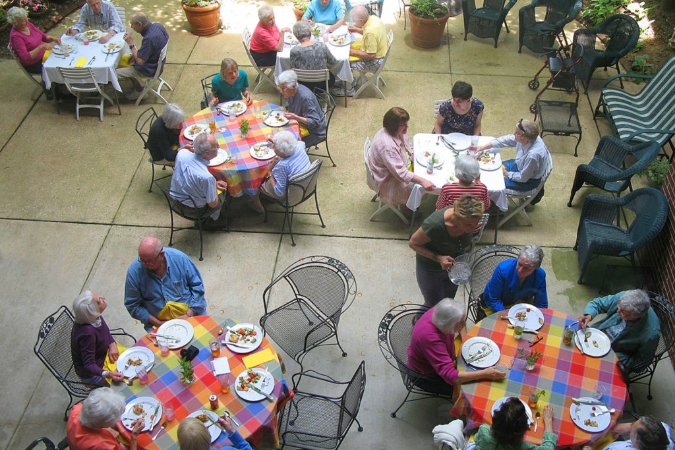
[8,7,60,74]
[249,5,290,67]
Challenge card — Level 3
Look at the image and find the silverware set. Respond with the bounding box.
[466,344,491,365]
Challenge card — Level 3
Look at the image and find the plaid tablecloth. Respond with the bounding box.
[451,309,627,448]
[112,316,283,450]
[179,101,300,197]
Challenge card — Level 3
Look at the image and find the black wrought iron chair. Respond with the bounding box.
[462,0,518,48]
[23,437,69,450]
[34,306,136,420]
[574,188,669,284]
[465,245,521,323]
[377,304,455,418]
[278,360,366,450]
[518,0,581,53]
[307,88,337,167]
[567,136,660,207]
[619,292,675,413]
[572,14,639,93]
[199,73,217,110]
[259,256,357,385]
[136,107,174,193]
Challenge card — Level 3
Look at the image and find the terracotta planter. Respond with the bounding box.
[293,7,305,22]
[182,2,221,36]
[408,9,451,48]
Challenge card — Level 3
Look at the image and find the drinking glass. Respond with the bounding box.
[164,400,175,421]
[218,373,235,394]
[513,319,525,340]
[136,366,149,384]
[157,337,170,357]
[209,338,221,358]
[593,382,608,401]
[563,325,574,346]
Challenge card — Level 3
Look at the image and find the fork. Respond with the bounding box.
[591,408,615,417]
[466,345,489,364]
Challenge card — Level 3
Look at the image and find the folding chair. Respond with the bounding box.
[363,137,409,225]
[294,68,330,94]
[135,107,174,192]
[7,44,51,101]
[134,43,173,106]
[242,26,280,100]
[353,29,394,100]
[57,67,121,121]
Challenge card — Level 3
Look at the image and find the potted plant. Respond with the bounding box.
[239,118,250,139]
[182,0,221,36]
[293,0,309,22]
[0,9,8,31]
[528,388,546,408]
[178,356,195,385]
[408,0,450,48]
[19,0,50,17]
[518,347,543,370]
[637,158,671,189]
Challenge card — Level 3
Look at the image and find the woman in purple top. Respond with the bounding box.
[434,81,484,136]
[71,291,124,387]
[7,7,61,74]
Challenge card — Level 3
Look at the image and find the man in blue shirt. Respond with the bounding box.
[65,0,123,44]
[125,236,207,331]
[302,0,345,33]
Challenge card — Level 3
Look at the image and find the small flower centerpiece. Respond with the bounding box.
[239,118,250,138]
[518,347,543,370]
[528,388,546,408]
[178,356,195,385]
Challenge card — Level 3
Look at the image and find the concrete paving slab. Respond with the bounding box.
[0,61,43,147]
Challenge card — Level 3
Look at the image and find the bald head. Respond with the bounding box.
[130,11,149,28]
[350,5,369,23]
[138,237,162,259]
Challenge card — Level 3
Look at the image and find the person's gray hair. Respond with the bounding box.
[520,119,539,141]
[519,244,544,268]
[271,130,299,158]
[193,133,213,156]
[130,11,149,27]
[258,5,273,21]
[633,415,670,450]
[350,5,369,21]
[7,6,28,25]
[619,290,651,318]
[455,155,480,184]
[293,20,313,41]
[73,290,102,324]
[79,388,125,429]
[432,298,465,335]
[162,103,185,129]
[278,70,298,89]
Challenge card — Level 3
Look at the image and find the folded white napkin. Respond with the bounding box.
[432,419,466,450]
[211,357,230,376]
[406,184,425,211]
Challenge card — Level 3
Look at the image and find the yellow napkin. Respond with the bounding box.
[103,343,128,372]
[42,49,52,63]
[118,53,133,68]
[298,124,310,137]
[349,42,362,62]
[74,57,88,67]
[242,348,277,369]
[157,301,189,321]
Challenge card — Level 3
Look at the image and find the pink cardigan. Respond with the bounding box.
[407,307,459,385]
[10,22,49,66]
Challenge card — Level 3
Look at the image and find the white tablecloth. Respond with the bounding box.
[274,25,353,84]
[42,33,126,92]
[406,133,508,211]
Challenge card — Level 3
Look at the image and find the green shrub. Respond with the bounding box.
[410,0,449,19]
[581,0,628,26]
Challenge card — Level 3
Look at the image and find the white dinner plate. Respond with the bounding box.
[249,143,275,160]
[121,397,162,432]
[461,336,500,368]
[477,151,502,171]
[52,44,76,55]
[223,323,263,354]
[444,133,471,151]
[491,397,533,425]
[219,101,247,116]
[263,111,289,127]
[508,304,545,331]
[187,410,222,442]
[329,33,352,46]
[415,151,446,168]
[156,319,194,349]
[208,149,231,167]
[284,32,299,45]
[234,368,274,402]
[101,42,123,54]
[117,347,155,378]
[570,397,611,432]
[76,29,105,41]
[574,328,611,357]
[183,124,210,141]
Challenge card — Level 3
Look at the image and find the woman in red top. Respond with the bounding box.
[249,5,290,67]
[8,7,60,74]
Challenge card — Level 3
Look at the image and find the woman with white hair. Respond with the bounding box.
[8,6,61,74]
[177,415,252,450]
[290,21,337,92]
[579,290,661,368]
[147,103,192,163]
[481,244,548,313]
[277,70,326,148]
[67,388,143,450]
[407,299,505,395]
[71,291,124,387]
[249,5,291,67]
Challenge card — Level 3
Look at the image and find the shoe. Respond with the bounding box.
[197,216,229,231]
[44,90,54,101]
[125,89,142,101]
[248,202,265,215]
[330,87,355,97]
[530,187,545,205]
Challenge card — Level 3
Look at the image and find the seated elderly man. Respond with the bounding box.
[480,244,547,315]
[331,5,388,97]
[302,0,345,33]
[583,415,673,450]
[578,289,660,369]
[116,11,169,101]
[125,236,207,331]
[65,0,123,44]
[278,70,326,148]
[147,103,193,163]
[170,133,228,227]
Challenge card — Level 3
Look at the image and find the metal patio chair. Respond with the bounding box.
[199,73,217,109]
[23,437,68,450]
[462,0,518,48]
[135,107,174,193]
[307,88,337,167]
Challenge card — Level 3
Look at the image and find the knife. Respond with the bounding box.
[223,340,250,349]
[572,398,606,405]
[575,330,586,355]
[87,56,96,66]
[247,383,274,401]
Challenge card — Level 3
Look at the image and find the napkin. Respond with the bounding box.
[212,357,231,376]
[74,57,88,67]
[406,184,425,211]
[242,348,277,369]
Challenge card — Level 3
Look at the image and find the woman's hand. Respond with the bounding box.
[243,90,253,105]
[436,255,455,270]
[108,342,120,362]
[209,95,219,106]
[281,27,292,34]
[218,415,236,434]
[420,178,435,191]
[42,42,55,51]
[481,366,506,381]
[578,314,592,328]
[542,404,554,431]
[108,371,125,382]
[131,418,144,437]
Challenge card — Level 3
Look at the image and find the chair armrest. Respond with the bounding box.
[109,328,137,343]
[23,438,57,450]
[602,71,654,89]
[624,129,675,143]
[503,0,517,13]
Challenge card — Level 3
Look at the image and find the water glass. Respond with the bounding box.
[218,373,234,394]
[209,338,221,358]
[513,319,525,340]
[136,366,149,384]
[164,400,175,421]
[157,337,170,356]
[470,136,479,147]
[593,382,608,400]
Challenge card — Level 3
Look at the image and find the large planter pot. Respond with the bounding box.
[182,2,221,36]
[293,7,305,21]
[408,9,451,48]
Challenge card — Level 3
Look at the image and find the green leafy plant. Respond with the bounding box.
[529,389,546,402]
[410,0,449,20]
[0,9,6,23]
[239,118,250,133]
[293,0,309,12]
[518,348,543,366]
[630,55,654,83]
[182,0,220,7]
[637,158,671,187]
[178,357,195,383]
[632,41,645,52]
[581,0,628,27]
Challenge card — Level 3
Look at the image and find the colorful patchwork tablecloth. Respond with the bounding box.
[112,316,283,450]
[179,101,300,197]
[450,309,627,448]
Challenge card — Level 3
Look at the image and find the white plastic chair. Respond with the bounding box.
[242,26,279,97]
[57,67,121,121]
[363,137,409,225]
[293,68,330,94]
[134,43,173,106]
[7,44,50,101]
[353,29,394,100]
[115,6,126,24]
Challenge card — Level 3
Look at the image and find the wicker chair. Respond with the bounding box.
[573,188,668,284]
[518,0,581,53]
[462,0,518,48]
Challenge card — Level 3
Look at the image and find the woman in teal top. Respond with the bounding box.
[209,58,252,106]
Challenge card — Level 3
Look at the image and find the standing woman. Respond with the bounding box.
[434,81,484,136]
[8,6,61,74]
[249,5,291,67]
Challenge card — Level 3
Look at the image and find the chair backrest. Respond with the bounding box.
[546,0,581,27]
[648,293,675,362]
[601,14,639,54]
[135,106,158,149]
[624,188,669,247]
[7,43,45,90]
[314,87,336,131]
[285,158,322,206]
[115,5,126,24]
[378,305,427,371]
[295,68,330,92]
[363,137,379,193]
[57,67,99,93]
[154,180,203,219]
[467,245,521,299]
[469,213,491,252]
[593,136,660,179]
[151,44,169,81]
[485,0,507,11]
[338,360,367,436]
[242,26,272,69]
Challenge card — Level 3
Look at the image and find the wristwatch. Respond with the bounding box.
[129,44,136,49]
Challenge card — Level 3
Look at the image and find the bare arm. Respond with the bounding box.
[473,111,484,136]
[434,112,444,134]
[408,227,455,270]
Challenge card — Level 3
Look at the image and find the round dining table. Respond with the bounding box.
[450,308,627,449]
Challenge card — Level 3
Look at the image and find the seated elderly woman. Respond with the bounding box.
[434,81,484,136]
[578,289,661,369]
[277,70,326,148]
[67,388,143,450]
[290,21,338,92]
[8,6,61,74]
[469,399,557,450]
[407,299,505,395]
[582,415,673,450]
[178,416,252,450]
[302,0,345,33]
[210,58,252,106]
[249,5,291,67]
[71,290,125,387]
[367,107,435,211]
[147,103,193,163]
[436,155,490,233]
[481,244,548,313]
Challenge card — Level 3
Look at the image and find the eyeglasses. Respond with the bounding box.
[138,249,162,266]
[516,119,526,134]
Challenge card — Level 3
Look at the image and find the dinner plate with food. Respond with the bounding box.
[477,150,502,171]
[415,150,445,168]
[234,368,274,402]
[284,32,299,46]
[101,42,123,54]
[219,101,247,116]
[329,33,352,46]
[76,29,105,41]
[187,410,221,442]
[249,143,276,160]
[224,323,263,354]
[263,110,289,127]
[117,347,155,378]
[507,304,545,331]
[121,397,162,432]
[461,336,501,368]
[52,44,76,56]
[491,397,533,425]
[183,124,210,140]
[442,133,471,151]
[208,149,231,167]
[570,397,611,432]
[574,328,611,357]
[156,319,194,349]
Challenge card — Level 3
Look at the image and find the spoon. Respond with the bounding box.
[535,412,541,432]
